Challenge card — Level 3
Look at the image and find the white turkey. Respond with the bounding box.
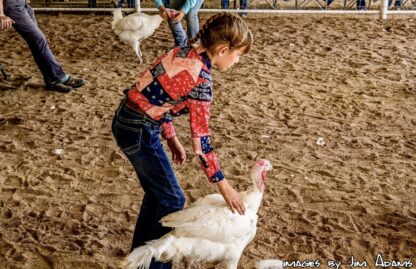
[124,159,273,269]
[111,8,163,63]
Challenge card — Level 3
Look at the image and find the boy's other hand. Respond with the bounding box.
[167,136,186,165]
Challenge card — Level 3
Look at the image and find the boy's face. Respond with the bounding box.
[212,46,246,72]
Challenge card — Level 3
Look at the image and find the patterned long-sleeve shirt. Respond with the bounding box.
[127,46,224,183]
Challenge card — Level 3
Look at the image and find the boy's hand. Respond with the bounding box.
[0,15,15,30]
[167,136,186,165]
[217,180,246,215]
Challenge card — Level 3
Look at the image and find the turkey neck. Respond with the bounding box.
[241,186,264,213]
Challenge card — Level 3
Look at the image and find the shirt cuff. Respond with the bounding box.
[162,122,176,139]
[210,170,224,183]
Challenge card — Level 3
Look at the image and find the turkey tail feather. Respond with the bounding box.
[124,235,175,269]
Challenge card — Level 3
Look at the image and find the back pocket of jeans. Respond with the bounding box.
[113,121,143,155]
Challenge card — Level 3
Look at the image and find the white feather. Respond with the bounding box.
[192,193,223,206]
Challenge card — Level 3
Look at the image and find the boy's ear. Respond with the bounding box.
[216,45,229,56]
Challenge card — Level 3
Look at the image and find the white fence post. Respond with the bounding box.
[135,0,140,13]
[380,0,388,19]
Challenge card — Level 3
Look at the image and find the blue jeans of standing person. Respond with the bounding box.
[221,0,248,10]
[327,0,367,8]
[3,0,67,87]
[168,0,204,47]
[357,0,366,9]
[88,0,96,7]
[115,0,136,7]
[127,0,136,7]
[112,97,185,269]
[388,0,401,7]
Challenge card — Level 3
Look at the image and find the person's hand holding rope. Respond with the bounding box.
[158,6,170,20]
[171,10,185,22]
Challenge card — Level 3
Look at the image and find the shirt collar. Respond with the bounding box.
[199,51,212,70]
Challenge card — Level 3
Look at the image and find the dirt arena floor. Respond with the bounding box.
[0,12,415,269]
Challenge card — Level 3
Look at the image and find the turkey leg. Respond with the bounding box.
[132,41,143,63]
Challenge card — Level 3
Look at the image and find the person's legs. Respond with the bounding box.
[221,0,230,8]
[126,141,184,248]
[168,0,188,46]
[128,0,136,8]
[130,194,159,250]
[4,0,85,92]
[185,0,204,40]
[5,0,66,86]
[239,0,248,16]
[112,101,185,269]
[240,0,248,10]
[356,0,366,9]
[167,19,187,47]
[88,0,97,8]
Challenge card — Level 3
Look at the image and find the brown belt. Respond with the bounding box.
[124,97,147,116]
[123,97,161,126]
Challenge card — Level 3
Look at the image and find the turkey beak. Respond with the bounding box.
[261,163,272,182]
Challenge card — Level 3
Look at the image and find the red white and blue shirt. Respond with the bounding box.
[127,46,224,183]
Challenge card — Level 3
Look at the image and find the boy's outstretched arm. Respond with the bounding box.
[187,85,245,215]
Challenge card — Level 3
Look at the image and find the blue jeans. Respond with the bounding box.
[3,0,66,87]
[326,0,368,8]
[127,0,136,7]
[221,0,248,10]
[116,0,136,7]
[168,0,204,46]
[112,98,185,269]
[327,0,367,8]
[88,0,96,7]
[357,0,366,9]
[388,0,401,6]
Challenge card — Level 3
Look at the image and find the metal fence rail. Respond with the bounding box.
[29,0,416,9]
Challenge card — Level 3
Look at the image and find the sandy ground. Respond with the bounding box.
[0,12,415,269]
